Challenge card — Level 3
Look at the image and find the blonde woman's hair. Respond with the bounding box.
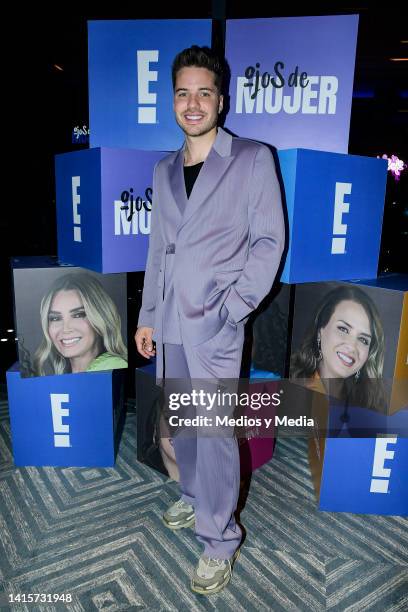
[33,273,127,375]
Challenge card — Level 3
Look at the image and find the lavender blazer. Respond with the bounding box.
[138,127,285,377]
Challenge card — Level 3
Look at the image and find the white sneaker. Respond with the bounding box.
[162,499,195,530]
[191,548,240,595]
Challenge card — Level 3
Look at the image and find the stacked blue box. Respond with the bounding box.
[277,149,387,283]
[7,257,128,467]
[291,276,408,515]
[55,148,167,273]
[7,364,125,467]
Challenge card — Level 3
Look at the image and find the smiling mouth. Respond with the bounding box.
[337,351,355,367]
[60,337,81,347]
[184,114,204,121]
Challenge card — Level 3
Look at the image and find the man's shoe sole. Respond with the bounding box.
[162,513,195,530]
[191,549,240,595]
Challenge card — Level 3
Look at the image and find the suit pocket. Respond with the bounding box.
[215,269,243,291]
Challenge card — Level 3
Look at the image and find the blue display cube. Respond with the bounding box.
[55,148,166,273]
[6,364,125,467]
[278,149,387,283]
[11,256,128,379]
[291,276,408,413]
[308,391,408,515]
[318,435,408,516]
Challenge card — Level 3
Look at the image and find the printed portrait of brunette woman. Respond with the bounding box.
[290,286,386,411]
[31,273,128,376]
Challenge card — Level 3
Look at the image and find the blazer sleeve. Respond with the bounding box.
[137,163,164,328]
[224,144,285,323]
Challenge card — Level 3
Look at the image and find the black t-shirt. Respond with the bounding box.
[184,161,204,199]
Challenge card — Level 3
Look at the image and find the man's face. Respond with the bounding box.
[173,66,223,138]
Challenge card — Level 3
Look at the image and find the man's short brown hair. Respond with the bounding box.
[172,45,224,93]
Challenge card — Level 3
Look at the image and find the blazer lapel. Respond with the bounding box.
[168,148,187,219]
[177,128,234,233]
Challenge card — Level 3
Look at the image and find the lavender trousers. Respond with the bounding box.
[164,317,244,559]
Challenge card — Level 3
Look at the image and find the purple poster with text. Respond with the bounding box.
[225,15,359,152]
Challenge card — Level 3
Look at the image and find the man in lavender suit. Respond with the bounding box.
[135,46,284,595]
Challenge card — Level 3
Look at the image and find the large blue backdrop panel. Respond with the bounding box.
[88,20,212,151]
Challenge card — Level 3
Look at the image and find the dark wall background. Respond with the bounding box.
[2,2,407,384]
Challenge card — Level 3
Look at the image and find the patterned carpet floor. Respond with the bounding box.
[0,399,407,611]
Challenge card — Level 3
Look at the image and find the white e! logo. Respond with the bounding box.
[370,436,397,494]
[51,393,70,447]
[72,176,81,242]
[137,50,159,124]
[331,182,352,254]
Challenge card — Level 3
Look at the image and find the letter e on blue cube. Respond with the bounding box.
[278,149,387,283]
[6,365,125,467]
[319,436,408,516]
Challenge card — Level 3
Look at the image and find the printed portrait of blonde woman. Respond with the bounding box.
[32,272,128,376]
